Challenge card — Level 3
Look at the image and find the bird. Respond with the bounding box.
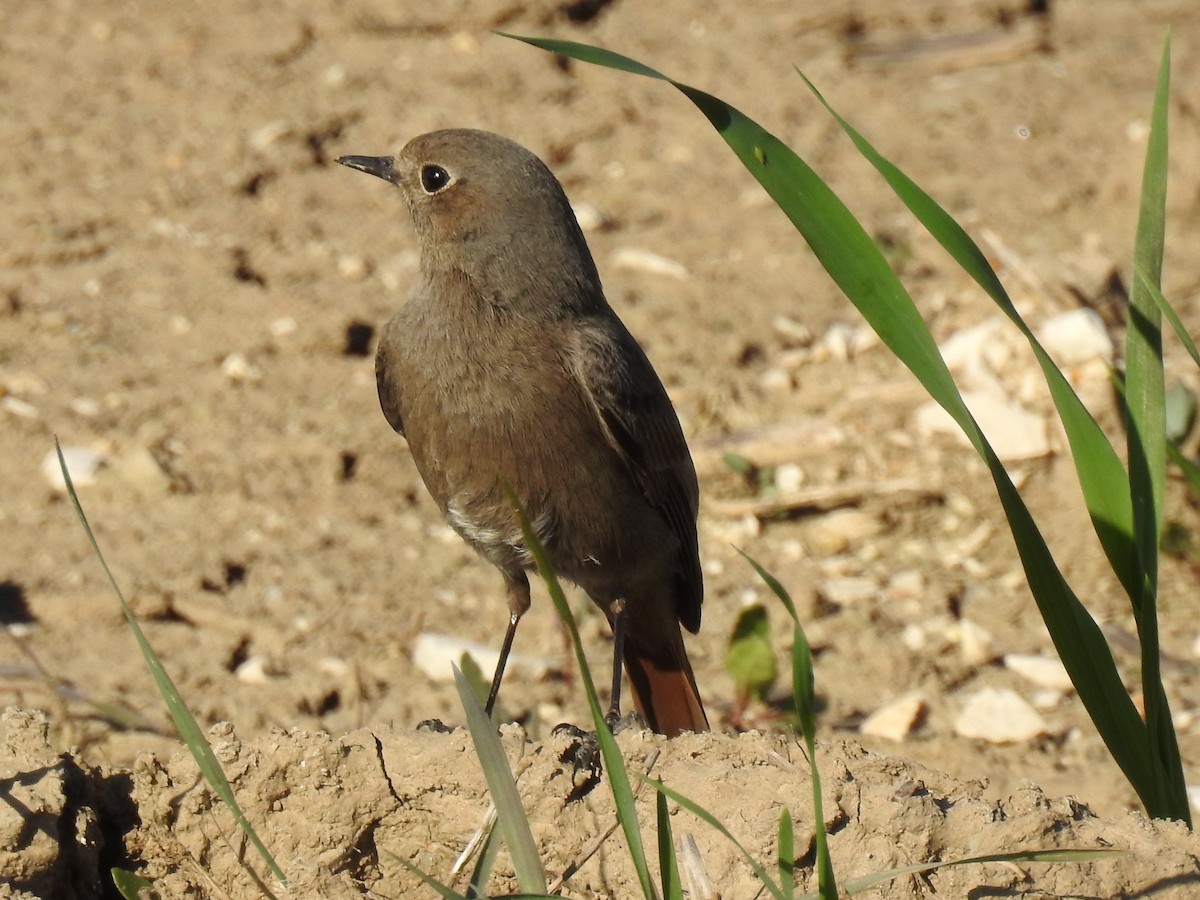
[337,129,708,736]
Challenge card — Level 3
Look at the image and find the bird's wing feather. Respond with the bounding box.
[570,315,703,632]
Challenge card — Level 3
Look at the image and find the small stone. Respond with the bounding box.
[954,687,1047,743]
[806,509,882,556]
[234,656,272,684]
[337,254,369,281]
[861,694,925,742]
[773,463,804,494]
[412,632,550,683]
[1,396,39,419]
[248,120,291,152]
[886,570,925,601]
[1004,653,1074,691]
[771,316,812,346]
[759,367,793,392]
[612,247,689,280]
[42,446,106,490]
[817,576,878,606]
[915,391,1050,461]
[823,323,854,361]
[111,448,169,495]
[269,317,298,337]
[901,623,926,651]
[70,397,101,417]
[220,353,261,384]
[1037,309,1113,367]
[956,619,995,667]
[571,202,608,232]
[318,657,349,677]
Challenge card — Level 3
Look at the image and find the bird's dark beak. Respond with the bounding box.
[336,155,398,184]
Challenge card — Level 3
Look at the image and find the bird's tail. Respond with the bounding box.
[623,626,709,737]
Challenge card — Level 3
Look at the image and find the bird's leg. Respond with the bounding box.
[485,613,521,716]
[485,571,531,718]
[606,597,628,727]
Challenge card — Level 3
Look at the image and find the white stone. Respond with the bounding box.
[42,446,105,490]
[886,570,925,601]
[817,576,878,606]
[914,391,1051,461]
[806,509,881,556]
[412,632,550,683]
[954,687,1047,743]
[1037,309,1113,367]
[269,317,298,337]
[571,202,608,232]
[1004,653,1074,691]
[956,619,995,667]
[220,352,261,384]
[234,656,272,684]
[861,694,925,742]
[773,463,805,494]
[612,247,689,280]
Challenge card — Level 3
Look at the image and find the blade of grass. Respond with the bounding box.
[506,486,660,899]
[794,61,1187,823]
[648,779,786,900]
[795,68,1141,603]
[392,854,470,899]
[657,791,683,900]
[1136,267,1200,370]
[56,438,286,884]
[839,848,1123,895]
[467,815,502,899]
[454,664,548,895]
[739,551,837,898]
[111,868,153,899]
[1122,35,1188,825]
[778,809,795,900]
[499,34,1173,821]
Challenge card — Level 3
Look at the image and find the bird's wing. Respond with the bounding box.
[569,315,703,632]
[375,322,405,436]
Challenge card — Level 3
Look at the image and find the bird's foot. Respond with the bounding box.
[552,722,603,802]
[604,708,647,735]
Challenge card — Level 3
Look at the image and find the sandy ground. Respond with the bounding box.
[3,0,1200,896]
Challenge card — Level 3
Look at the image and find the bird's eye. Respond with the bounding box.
[420,164,451,194]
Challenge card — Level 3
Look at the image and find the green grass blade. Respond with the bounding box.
[795,68,1141,602]
[454,665,548,895]
[392,854,469,899]
[778,809,795,900]
[467,819,502,899]
[739,551,837,898]
[110,868,153,899]
[1126,37,1170,600]
[499,35,1172,820]
[1136,266,1200,370]
[649,779,786,900]
[507,488,660,899]
[656,791,682,900]
[56,439,286,884]
[1123,35,1189,825]
[839,848,1123,895]
[1167,442,1200,498]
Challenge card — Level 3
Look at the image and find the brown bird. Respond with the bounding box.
[337,129,708,736]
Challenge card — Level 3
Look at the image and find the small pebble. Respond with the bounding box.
[817,576,878,606]
[612,247,689,280]
[221,353,261,383]
[1004,653,1074,691]
[861,694,925,742]
[954,687,1047,743]
[42,446,106,490]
